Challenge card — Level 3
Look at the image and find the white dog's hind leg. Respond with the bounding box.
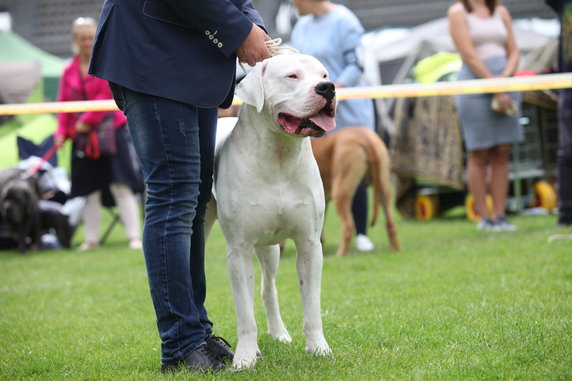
[227,244,261,369]
[294,239,331,356]
[255,245,292,343]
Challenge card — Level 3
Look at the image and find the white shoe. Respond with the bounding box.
[78,241,99,251]
[495,215,517,231]
[476,218,496,231]
[355,234,374,252]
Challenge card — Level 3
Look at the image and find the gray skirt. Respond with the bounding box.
[456,56,523,151]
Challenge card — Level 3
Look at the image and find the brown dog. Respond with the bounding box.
[311,126,400,256]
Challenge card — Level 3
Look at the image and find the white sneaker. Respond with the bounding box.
[476,218,496,231]
[78,241,99,251]
[495,215,517,232]
[355,234,374,252]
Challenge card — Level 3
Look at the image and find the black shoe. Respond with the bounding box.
[205,334,235,363]
[558,216,572,227]
[161,344,226,373]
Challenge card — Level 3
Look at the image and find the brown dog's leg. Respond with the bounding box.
[332,189,353,256]
[377,150,401,251]
[331,146,368,256]
[381,197,400,251]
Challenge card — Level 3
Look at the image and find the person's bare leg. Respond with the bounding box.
[467,149,491,219]
[81,190,102,249]
[489,144,511,218]
[110,183,142,247]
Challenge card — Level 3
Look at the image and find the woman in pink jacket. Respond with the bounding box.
[55,17,143,250]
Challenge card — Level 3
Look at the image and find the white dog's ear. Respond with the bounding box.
[235,61,268,113]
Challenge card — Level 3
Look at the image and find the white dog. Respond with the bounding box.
[205,54,336,369]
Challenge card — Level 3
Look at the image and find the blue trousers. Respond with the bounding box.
[352,184,368,235]
[109,83,217,363]
[558,92,572,221]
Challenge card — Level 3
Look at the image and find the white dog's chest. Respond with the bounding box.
[218,183,323,237]
[245,204,316,247]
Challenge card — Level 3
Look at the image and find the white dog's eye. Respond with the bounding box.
[322,74,327,79]
[287,74,299,79]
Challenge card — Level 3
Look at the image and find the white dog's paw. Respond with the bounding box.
[232,345,262,370]
[305,340,332,356]
[269,328,292,344]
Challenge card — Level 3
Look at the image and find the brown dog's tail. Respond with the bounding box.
[362,133,388,227]
[364,131,401,251]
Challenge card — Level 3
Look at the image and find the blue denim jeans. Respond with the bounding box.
[109,83,217,363]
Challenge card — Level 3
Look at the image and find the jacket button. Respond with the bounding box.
[205,30,210,36]
[218,42,223,48]
[213,38,218,44]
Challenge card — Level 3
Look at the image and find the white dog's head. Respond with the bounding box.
[236,54,337,138]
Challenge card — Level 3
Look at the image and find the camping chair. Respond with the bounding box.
[17,135,122,246]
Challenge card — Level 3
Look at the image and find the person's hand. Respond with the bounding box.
[492,92,515,115]
[75,120,91,134]
[54,135,66,148]
[236,24,272,67]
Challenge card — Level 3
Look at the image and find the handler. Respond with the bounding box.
[546,0,572,227]
[89,0,272,373]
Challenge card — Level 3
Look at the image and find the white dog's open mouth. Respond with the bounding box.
[278,106,336,138]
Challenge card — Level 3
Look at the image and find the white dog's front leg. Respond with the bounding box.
[255,245,292,343]
[294,239,331,356]
[227,245,261,369]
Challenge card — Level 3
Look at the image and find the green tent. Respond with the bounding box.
[0,30,67,101]
[0,31,71,171]
[413,52,462,84]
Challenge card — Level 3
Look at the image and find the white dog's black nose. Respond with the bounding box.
[315,81,335,102]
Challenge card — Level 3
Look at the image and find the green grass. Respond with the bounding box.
[1,209,571,380]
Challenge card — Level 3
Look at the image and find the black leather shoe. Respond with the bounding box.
[205,334,235,363]
[161,344,226,373]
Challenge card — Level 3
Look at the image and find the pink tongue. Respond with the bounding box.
[309,113,336,132]
[282,120,299,134]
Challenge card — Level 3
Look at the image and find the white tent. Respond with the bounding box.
[362,17,558,87]
[360,17,559,136]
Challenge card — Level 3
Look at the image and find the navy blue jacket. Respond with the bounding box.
[89,0,265,108]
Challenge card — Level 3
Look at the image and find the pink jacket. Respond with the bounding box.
[55,55,126,140]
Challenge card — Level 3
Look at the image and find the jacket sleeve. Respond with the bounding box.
[78,76,114,127]
[337,49,363,87]
[55,68,74,139]
[159,0,265,57]
[335,14,365,87]
[241,0,266,30]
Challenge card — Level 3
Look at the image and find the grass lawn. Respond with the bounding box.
[1,208,571,380]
